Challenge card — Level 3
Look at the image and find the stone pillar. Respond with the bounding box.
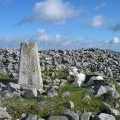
[18,42,43,89]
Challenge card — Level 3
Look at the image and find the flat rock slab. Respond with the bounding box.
[18,42,43,89]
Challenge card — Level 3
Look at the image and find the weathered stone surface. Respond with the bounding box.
[62,109,79,120]
[0,48,120,79]
[47,116,69,120]
[8,82,20,92]
[38,118,45,120]
[67,101,74,109]
[0,107,11,119]
[72,72,86,87]
[85,75,104,86]
[95,85,107,97]
[18,42,43,89]
[26,114,37,120]
[22,88,38,98]
[94,113,115,120]
[80,112,92,120]
[105,106,120,116]
[47,86,58,97]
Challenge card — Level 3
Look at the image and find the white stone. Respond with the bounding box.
[96,85,107,97]
[69,67,78,75]
[18,42,43,89]
[96,75,103,80]
[68,101,74,109]
[89,75,103,81]
[8,82,20,92]
[73,72,85,87]
[0,108,11,119]
[98,113,115,120]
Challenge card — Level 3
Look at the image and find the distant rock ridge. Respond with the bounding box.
[0,48,120,79]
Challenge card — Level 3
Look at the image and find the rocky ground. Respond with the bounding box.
[0,48,120,120]
[0,48,120,80]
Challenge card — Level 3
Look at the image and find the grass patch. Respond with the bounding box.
[42,69,52,77]
[56,69,69,79]
[0,73,13,81]
[42,68,69,80]
[3,84,104,119]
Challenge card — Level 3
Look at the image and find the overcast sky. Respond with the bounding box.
[0,0,120,51]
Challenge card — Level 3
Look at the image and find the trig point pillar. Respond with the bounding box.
[18,42,43,89]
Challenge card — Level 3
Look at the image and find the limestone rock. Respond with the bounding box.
[62,109,79,120]
[72,72,86,87]
[67,101,74,109]
[47,86,58,97]
[95,85,107,97]
[18,42,43,89]
[8,82,20,92]
[0,107,11,119]
[94,113,115,120]
[80,112,92,120]
[23,88,37,98]
[47,116,69,120]
[26,114,37,120]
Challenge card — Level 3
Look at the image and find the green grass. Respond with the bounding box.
[3,84,104,119]
[2,72,120,119]
[43,69,52,77]
[56,69,69,79]
[42,68,69,80]
[0,73,13,81]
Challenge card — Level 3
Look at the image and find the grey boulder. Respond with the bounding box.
[93,113,115,120]
[47,116,69,120]
[62,109,79,120]
[26,114,37,120]
[22,88,37,98]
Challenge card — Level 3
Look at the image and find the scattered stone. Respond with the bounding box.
[38,118,45,120]
[2,90,19,98]
[21,113,27,119]
[67,101,74,109]
[106,84,120,98]
[80,112,92,120]
[105,107,120,116]
[0,107,11,119]
[72,72,86,87]
[47,116,69,120]
[62,109,79,120]
[69,67,78,76]
[8,82,20,92]
[26,114,37,120]
[0,83,6,91]
[86,75,104,86]
[0,48,120,80]
[47,86,58,97]
[22,88,37,98]
[83,95,91,102]
[62,91,71,98]
[94,85,107,97]
[93,113,115,120]
[37,89,45,94]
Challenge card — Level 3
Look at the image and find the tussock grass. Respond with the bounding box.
[3,84,104,119]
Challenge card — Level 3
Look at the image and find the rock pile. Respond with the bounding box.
[0,48,120,80]
[0,68,120,119]
[0,48,120,119]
